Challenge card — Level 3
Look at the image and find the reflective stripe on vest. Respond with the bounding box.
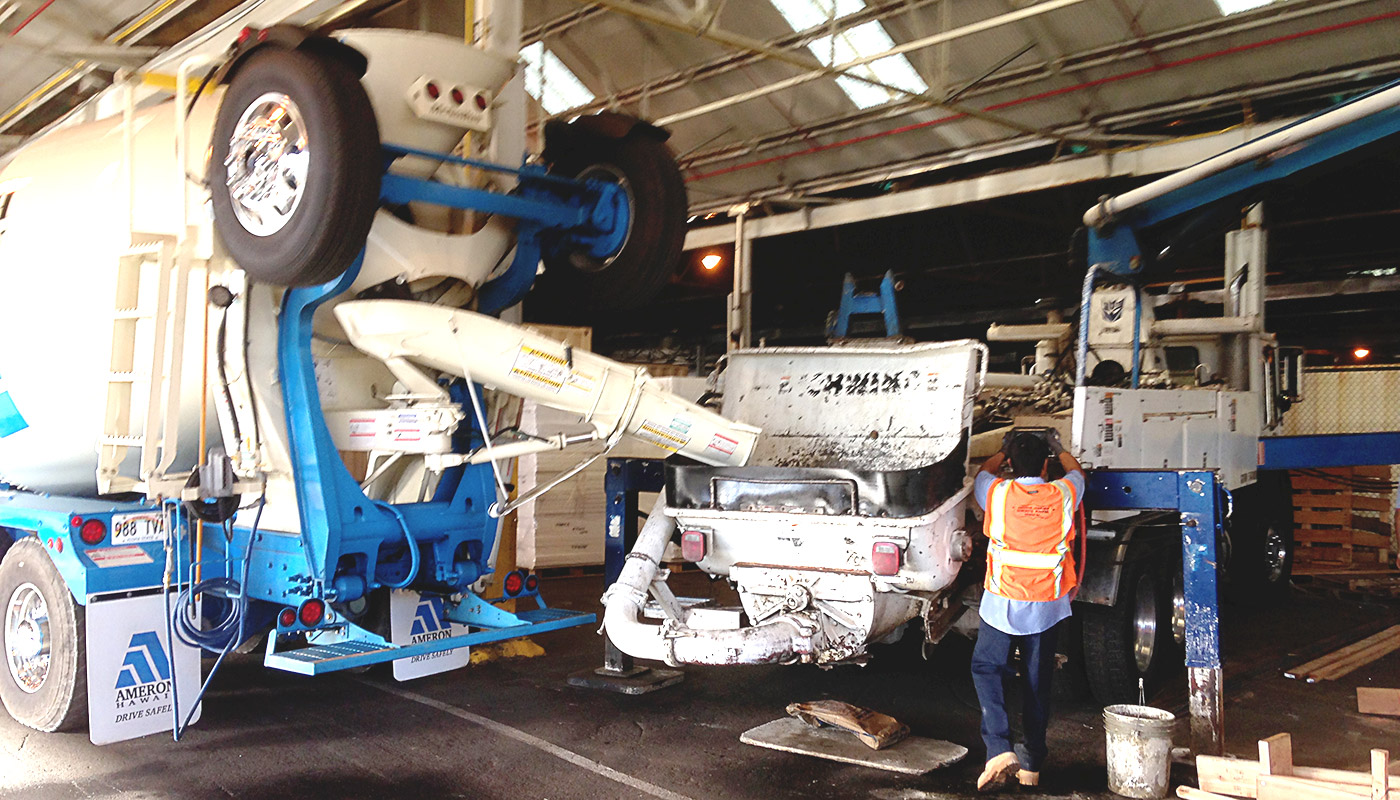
[983,477,1079,602]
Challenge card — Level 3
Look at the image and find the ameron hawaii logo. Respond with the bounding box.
[114,631,171,707]
[408,598,453,663]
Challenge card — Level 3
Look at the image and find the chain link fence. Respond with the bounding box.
[1280,365,1399,573]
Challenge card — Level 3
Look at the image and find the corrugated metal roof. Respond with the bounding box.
[2,0,1396,212]
[522,0,1400,214]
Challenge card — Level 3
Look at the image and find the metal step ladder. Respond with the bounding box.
[98,233,193,494]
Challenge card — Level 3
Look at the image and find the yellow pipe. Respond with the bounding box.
[139,72,204,95]
[1,0,179,131]
[0,65,80,128]
[111,0,182,43]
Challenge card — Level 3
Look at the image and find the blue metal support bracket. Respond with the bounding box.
[828,271,902,339]
[1085,469,1223,756]
[1259,432,1400,470]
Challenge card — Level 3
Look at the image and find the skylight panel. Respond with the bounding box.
[1214,0,1277,14]
[520,41,596,115]
[771,0,929,110]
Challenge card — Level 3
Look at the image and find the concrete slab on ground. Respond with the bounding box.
[741,717,968,774]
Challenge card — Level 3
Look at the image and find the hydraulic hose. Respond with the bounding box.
[375,501,421,589]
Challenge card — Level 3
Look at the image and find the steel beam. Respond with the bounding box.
[684,120,1290,249]
[1259,433,1400,470]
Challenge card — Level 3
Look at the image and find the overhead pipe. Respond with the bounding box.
[653,0,1089,127]
[7,0,55,36]
[601,495,820,666]
[574,0,1057,140]
[544,0,1371,145]
[686,7,1400,184]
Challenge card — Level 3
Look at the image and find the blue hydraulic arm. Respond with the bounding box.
[255,139,630,671]
[1084,81,1400,278]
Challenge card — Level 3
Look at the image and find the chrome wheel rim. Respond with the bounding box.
[1171,574,1186,646]
[571,163,634,272]
[1133,576,1158,674]
[1264,526,1289,582]
[224,92,310,237]
[5,583,50,694]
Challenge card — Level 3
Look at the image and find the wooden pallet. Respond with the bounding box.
[1291,466,1395,569]
[1194,732,1397,799]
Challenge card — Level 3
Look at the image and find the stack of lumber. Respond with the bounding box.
[1186,733,1396,799]
[1291,466,1395,570]
[1284,624,1400,683]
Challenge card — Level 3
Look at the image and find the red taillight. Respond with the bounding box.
[79,519,107,546]
[450,87,465,105]
[70,515,83,528]
[524,573,538,593]
[503,570,525,597]
[237,27,252,44]
[474,93,488,110]
[871,542,902,576]
[278,608,297,628]
[298,599,325,627]
[681,530,707,562]
[425,82,440,100]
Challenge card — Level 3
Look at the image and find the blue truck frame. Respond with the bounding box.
[0,142,626,689]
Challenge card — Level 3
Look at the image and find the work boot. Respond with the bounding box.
[1017,769,1040,786]
[976,751,1020,791]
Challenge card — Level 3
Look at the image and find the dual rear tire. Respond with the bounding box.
[0,538,86,732]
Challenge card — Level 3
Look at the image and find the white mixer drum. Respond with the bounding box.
[0,101,211,495]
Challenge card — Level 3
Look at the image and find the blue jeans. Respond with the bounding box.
[970,622,1059,772]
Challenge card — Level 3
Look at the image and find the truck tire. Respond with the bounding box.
[0,538,87,732]
[540,131,687,310]
[1228,473,1294,606]
[209,47,381,287]
[1080,559,1173,705]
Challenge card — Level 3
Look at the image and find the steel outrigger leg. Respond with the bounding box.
[567,457,683,694]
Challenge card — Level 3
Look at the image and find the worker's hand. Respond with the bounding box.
[1046,428,1066,455]
[1000,428,1016,455]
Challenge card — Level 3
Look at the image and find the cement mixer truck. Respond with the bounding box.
[0,18,758,743]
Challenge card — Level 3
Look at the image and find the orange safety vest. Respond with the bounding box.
[983,477,1080,602]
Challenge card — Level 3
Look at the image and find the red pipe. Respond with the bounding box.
[9,0,57,36]
[687,8,1400,183]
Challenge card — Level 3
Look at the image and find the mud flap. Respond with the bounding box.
[389,590,472,681]
[86,593,201,745]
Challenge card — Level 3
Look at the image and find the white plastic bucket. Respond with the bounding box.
[1103,704,1174,799]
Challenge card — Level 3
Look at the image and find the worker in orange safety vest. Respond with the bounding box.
[972,430,1084,792]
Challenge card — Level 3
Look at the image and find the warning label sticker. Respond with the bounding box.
[564,369,597,395]
[349,417,376,439]
[87,545,154,569]
[706,433,739,456]
[510,346,570,393]
[634,420,691,453]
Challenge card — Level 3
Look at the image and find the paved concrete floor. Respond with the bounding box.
[2,574,1397,800]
